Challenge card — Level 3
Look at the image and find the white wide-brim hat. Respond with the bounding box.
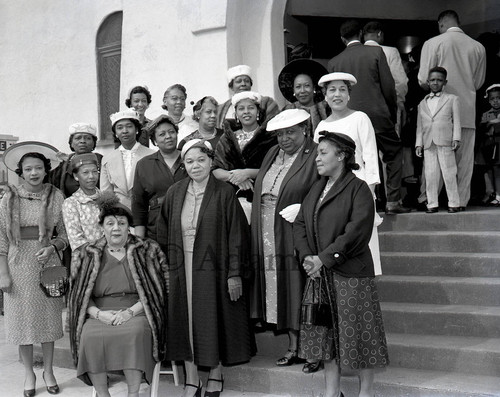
[2,141,61,172]
[227,65,252,84]
[484,84,500,98]
[267,109,310,131]
[318,72,357,87]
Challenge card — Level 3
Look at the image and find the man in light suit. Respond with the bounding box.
[363,21,408,135]
[416,67,461,213]
[418,10,486,209]
[100,109,155,209]
[328,20,409,214]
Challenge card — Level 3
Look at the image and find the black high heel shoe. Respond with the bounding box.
[276,349,303,366]
[302,360,323,373]
[42,372,60,395]
[23,374,36,397]
[184,380,202,397]
[204,376,224,397]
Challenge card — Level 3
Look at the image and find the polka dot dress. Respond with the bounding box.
[299,270,389,369]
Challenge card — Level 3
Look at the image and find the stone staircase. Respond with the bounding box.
[37,208,500,396]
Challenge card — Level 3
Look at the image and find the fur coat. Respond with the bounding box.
[68,234,168,366]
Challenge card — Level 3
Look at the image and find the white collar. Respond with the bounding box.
[364,40,380,46]
[119,142,141,152]
[347,40,361,46]
[446,27,463,33]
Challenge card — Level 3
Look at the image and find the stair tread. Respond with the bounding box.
[379,230,500,235]
[231,356,500,395]
[379,275,500,284]
[381,251,500,258]
[386,332,500,352]
[381,301,500,315]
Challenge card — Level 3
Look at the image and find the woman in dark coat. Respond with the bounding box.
[213,91,277,214]
[249,109,320,372]
[293,132,388,397]
[157,139,251,397]
[132,115,187,241]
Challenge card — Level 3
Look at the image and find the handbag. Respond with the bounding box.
[40,248,68,298]
[300,276,332,328]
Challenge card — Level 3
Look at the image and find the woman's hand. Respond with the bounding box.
[0,273,12,293]
[97,310,117,325]
[112,309,134,326]
[279,204,301,223]
[236,179,254,192]
[227,276,243,301]
[35,246,56,265]
[228,169,250,186]
[303,255,323,279]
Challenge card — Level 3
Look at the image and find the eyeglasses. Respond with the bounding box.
[166,96,186,102]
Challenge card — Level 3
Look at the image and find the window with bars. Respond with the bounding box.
[96,12,123,143]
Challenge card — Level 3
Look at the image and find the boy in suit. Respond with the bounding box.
[416,66,461,213]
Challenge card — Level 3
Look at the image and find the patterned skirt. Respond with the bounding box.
[299,271,389,369]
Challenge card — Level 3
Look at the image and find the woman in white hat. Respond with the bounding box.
[100,109,154,210]
[249,109,320,372]
[314,72,383,276]
[157,139,251,397]
[0,142,68,396]
[279,59,329,136]
[212,91,277,217]
[217,65,279,132]
[48,123,103,198]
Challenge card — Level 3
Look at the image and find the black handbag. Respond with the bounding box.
[40,249,68,298]
[300,277,332,328]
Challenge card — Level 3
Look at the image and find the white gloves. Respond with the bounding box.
[279,203,301,223]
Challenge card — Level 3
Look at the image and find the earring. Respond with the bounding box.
[293,93,296,97]
[347,95,350,101]
[313,90,316,94]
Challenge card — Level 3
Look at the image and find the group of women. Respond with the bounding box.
[0,60,388,397]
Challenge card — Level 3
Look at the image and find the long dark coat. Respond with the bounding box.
[249,137,320,330]
[132,151,187,240]
[293,171,375,277]
[156,175,252,367]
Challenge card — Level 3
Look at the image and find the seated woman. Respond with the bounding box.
[293,132,389,397]
[178,96,224,151]
[212,91,277,216]
[69,193,167,397]
[62,153,103,250]
[217,65,279,131]
[162,84,199,142]
[125,85,152,147]
[157,139,251,397]
[132,114,188,241]
[279,59,329,136]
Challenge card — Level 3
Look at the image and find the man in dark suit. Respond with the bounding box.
[328,20,409,214]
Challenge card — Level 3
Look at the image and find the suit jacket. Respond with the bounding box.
[418,27,486,128]
[293,171,375,278]
[364,40,408,104]
[327,41,397,133]
[100,144,154,209]
[416,92,461,149]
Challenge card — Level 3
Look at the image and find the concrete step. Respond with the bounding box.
[387,333,500,377]
[224,356,500,396]
[379,208,500,232]
[378,275,500,306]
[381,252,500,278]
[378,231,500,253]
[381,302,500,338]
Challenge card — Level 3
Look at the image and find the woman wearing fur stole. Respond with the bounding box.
[68,192,168,397]
[0,144,68,397]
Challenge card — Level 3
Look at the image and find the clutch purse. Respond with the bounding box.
[40,250,68,298]
[300,276,332,328]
